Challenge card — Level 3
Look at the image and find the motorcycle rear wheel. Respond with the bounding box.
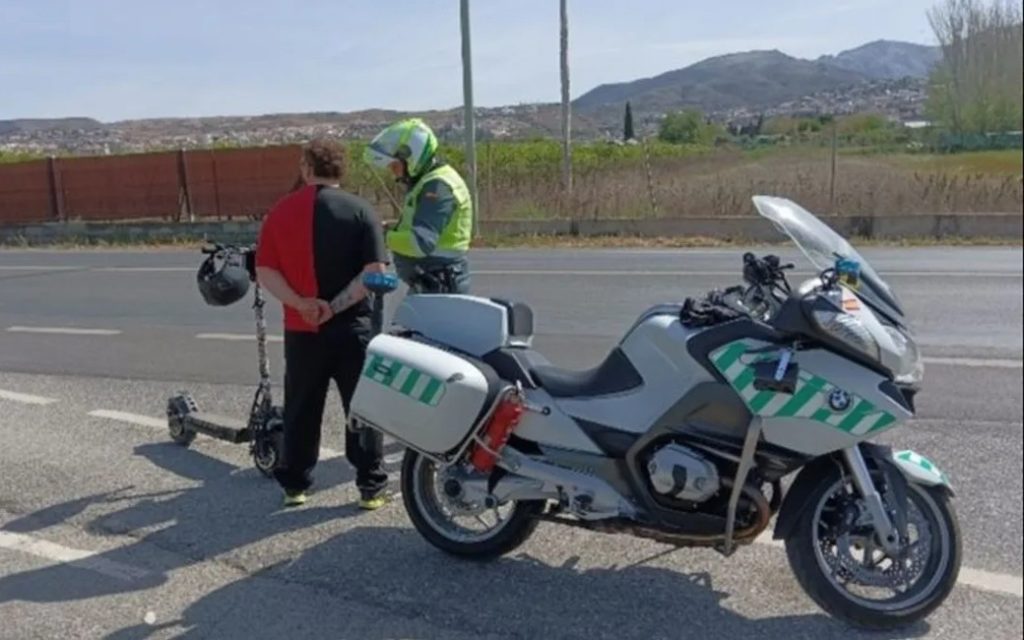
[401,450,544,560]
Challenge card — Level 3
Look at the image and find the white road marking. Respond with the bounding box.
[196,333,284,343]
[88,409,166,429]
[49,265,1019,278]
[752,532,1021,598]
[912,418,1024,429]
[0,388,58,405]
[0,531,150,581]
[472,270,1021,278]
[92,267,193,272]
[923,356,1022,369]
[7,326,122,336]
[958,568,1024,598]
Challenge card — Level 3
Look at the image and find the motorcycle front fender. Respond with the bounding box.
[772,444,954,541]
[890,448,953,491]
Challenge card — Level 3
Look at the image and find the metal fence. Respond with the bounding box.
[0,145,304,225]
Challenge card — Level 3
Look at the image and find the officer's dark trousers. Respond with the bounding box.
[273,321,387,496]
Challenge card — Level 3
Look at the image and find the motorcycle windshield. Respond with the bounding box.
[751,196,906,321]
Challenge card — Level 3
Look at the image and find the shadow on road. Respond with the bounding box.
[0,440,399,606]
[104,524,931,640]
[2,442,931,639]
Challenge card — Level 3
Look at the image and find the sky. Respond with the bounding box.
[0,0,942,122]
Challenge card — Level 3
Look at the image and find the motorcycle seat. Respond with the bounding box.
[529,347,643,399]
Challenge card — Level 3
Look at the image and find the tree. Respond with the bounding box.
[659,109,718,144]
[926,0,1023,134]
[624,102,635,141]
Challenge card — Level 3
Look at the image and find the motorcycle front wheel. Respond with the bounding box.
[401,450,544,560]
[785,468,962,630]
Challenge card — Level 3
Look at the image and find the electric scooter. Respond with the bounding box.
[166,243,284,476]
[166,248,400,477]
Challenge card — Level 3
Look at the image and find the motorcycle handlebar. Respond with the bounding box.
[201,242,256,256]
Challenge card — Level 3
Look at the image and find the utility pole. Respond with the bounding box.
[829,117,838,212]
[560,0,572,198]
[460,0,480,237]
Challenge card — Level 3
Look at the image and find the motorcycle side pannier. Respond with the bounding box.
[349,334,498,455]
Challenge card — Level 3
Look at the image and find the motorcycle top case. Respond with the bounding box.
[349,333,497,455]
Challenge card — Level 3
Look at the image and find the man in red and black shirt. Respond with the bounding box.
[255,139,389,509]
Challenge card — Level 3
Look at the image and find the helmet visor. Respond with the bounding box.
[363,145,396,169]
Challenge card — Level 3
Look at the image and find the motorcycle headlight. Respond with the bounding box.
[811,309,881,362]
[886,325,924,386]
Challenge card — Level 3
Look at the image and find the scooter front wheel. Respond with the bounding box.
[401,450,543,560]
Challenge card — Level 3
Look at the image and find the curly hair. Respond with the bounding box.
[302,138,346,180]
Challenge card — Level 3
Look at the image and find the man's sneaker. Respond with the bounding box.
[358,490,391,511]
[283,490,307,507]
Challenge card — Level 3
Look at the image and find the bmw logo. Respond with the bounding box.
[828,389,852,412]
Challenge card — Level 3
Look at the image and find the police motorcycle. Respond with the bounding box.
[348,196,961,630]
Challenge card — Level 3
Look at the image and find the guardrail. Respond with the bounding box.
[1,213,1020,246]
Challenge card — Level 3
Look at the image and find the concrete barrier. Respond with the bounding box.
[1,213,1020,246]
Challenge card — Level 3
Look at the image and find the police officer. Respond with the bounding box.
[363,118,473,294]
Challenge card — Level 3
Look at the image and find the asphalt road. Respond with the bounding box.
[0,246,1021,639]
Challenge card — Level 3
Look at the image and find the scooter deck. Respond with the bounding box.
[181,412,251,444]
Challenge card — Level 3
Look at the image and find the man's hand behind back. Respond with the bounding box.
[295,298,331,326]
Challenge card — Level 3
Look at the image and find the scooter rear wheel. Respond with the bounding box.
[168,419,196,446]
[253,408,284,477]
[167,394,198,447]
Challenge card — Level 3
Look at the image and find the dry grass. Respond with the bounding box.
[464,148,1024,221]
[884,150,1023,176]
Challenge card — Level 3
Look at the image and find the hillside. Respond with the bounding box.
[817,39,940,79]
[0,118,104,135]
[1,39,939,154]
[573,50,869,114]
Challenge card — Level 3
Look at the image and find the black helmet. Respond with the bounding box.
[197,246,251,306]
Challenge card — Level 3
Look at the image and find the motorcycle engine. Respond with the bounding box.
[646,443,720,503]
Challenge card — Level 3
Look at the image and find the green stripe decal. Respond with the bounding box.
[837,400,874,432]
[732,366,756,393]
[400,370,421,395]
[811,407,833,422]
[749,390,776,413]
[420,378,443,405]
[871,413,896,432]
[361,355,446,407]
[710,339,899,435]
[714,343,747,373]
[381,361,401,387]
[363,355,381,376]
[777,376,826,417]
